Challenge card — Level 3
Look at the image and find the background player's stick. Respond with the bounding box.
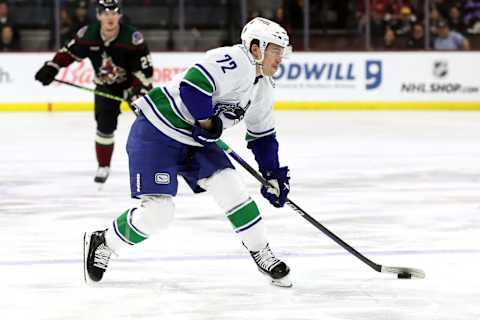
[54,79,126,103]
[216,139,426,279]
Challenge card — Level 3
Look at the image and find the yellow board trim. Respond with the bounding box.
[1,101,480,112]
[274,101,480,111]
[0,102,131,112]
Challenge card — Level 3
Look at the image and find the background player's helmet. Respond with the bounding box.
[241,17,292,63]
[97,0,121,14]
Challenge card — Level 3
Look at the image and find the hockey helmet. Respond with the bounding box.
[241,17,292,62]
[97,0,121,14]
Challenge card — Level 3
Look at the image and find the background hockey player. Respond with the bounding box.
[84,17,293,287]
[34,0,153,184]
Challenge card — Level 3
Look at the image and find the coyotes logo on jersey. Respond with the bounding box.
[96,52,127,85]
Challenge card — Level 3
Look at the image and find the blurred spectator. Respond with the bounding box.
[433,20,470,50]
[448,5,467,33]
[247,0,282,20]
[248,10,261,20]
[49,7,75,49]
[330,1,350,29]
[356,0,388,35]
[282,0,303,49]
[273,6,285,24]
[370,8,387,38]
[433,0,463,20]
[0,0,10,26]
[47,1,95,50]
[406,23,425,49]
[464,0,480,33]
[284,0,303,30]
[273,5,294,38]
[388,0,413,15]
[429,6,443,37]
[382,27,397,49]
[383,0,414,28]
[393,5,417,35]
[0,0,20,47]
[0,23,19,51]
[71,1,91,33]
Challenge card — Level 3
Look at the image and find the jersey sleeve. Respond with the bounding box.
[244,78,276,142]
[245,78,281,172]
[127,31,154,90]
[180,47,248,120]
[52,25,91,67]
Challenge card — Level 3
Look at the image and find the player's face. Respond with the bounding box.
[262,43,284,76]
[97,10,121,32]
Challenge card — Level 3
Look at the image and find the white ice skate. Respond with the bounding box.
[94,166,110,184]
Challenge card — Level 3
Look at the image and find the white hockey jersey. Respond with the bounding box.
[134,44,276,147]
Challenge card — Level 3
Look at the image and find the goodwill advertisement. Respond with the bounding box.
[0,52,479,110]
[272,52,479,102]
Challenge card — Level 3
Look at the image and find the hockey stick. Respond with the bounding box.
[216,139,426,279]
[54,79,126,103]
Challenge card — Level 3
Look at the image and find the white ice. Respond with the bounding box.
[0,111,479,320]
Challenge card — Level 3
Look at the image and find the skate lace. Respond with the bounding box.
[93,243,112,270]
[253,246,280,271]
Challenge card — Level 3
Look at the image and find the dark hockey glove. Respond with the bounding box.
[126,86,151,104]
[261,166,290,208]
[35,61,59,86]
[192,116,223,146]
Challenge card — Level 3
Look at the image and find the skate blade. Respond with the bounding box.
[271,275,292,288]
[95,182,105,191]
[83,232,91,284]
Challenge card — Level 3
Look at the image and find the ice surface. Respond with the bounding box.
[1,111,479,320]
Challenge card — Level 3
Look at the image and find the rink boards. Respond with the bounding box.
[0,52,479,111]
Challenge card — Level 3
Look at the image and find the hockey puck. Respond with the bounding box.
[397,272,412,279]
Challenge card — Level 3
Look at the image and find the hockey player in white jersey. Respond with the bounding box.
[84,17,293,287]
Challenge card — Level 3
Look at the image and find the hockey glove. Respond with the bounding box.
[35,61,59,86]
[126,83,152,104]
[192,116,223,146]
[261,166,290,208]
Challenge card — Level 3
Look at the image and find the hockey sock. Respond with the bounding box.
[95,132,114,167]
[225,198,267,251]
[105,196,175,252]
[105,208,148,251]
[205,168,268,251]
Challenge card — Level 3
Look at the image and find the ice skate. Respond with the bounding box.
[246,243,292,288]
[94,166,110,184]
[83,230,113,283]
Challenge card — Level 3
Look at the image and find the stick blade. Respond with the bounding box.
[381,265,426,279]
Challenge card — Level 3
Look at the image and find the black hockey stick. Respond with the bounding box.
[54,79,126,103]
[216,139,426,279]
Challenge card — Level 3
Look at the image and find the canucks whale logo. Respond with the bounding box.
[213,100,251,128]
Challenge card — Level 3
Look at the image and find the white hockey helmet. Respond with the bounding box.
[241,17,292,63]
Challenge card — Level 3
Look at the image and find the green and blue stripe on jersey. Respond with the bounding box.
[140,63,218,137]
[245,128,276,142]
[141,87,194,139]
[182,64,217,96]
[148,87,191,129]
[180,64,218,120]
